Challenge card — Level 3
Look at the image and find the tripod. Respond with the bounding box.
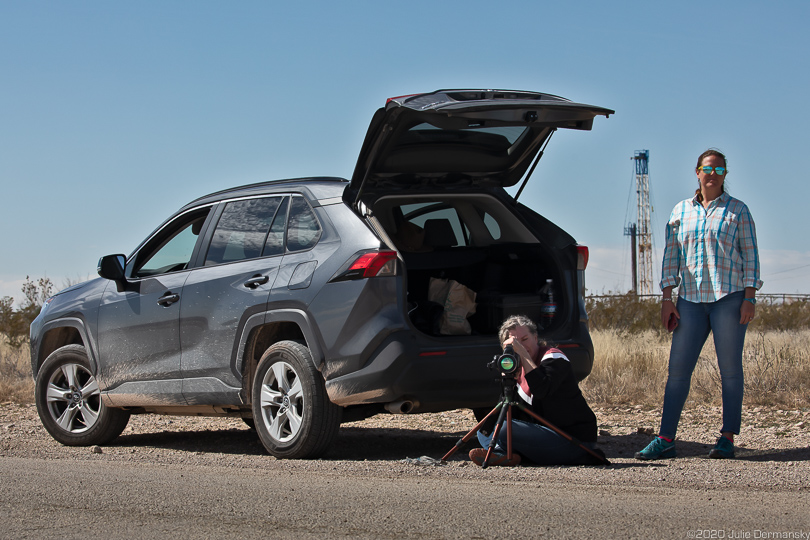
[442,376,610,468]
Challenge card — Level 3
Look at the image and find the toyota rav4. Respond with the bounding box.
[30,89,613,458]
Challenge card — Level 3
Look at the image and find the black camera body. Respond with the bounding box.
[489,344,520,376]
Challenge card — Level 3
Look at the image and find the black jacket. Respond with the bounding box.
[517,348,597,443]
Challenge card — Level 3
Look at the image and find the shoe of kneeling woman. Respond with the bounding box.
[468,448,521,467]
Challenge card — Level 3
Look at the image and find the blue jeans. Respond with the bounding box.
[659,291,748,439]
[477,419,591,465]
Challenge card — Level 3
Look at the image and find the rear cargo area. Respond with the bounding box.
[368,193,573,338]
[400,243,560,336]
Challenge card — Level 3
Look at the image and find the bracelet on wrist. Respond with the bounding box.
[661,298,673,303]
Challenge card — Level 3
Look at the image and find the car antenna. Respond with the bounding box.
[514,129,555,203]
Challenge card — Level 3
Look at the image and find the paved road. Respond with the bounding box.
[3,455,808,539]
[2,405,809,539]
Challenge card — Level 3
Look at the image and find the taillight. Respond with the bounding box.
[577,245,589,270]
[331,251,398,282]
[386,94,419,104]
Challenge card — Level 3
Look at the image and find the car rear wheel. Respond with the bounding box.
[251,341,341,458]
[34,344,130,446]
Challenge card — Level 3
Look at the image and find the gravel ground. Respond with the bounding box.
[2,402,809,491]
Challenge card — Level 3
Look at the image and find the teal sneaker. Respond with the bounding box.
[635,437,676,460]
[708,436,735,459]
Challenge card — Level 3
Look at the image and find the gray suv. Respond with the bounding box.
[30,89,612,458]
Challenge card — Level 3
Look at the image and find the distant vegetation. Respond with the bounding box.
[0,277,52,403]
[1,282,809,407]
[586,293,810,334]
[0,277,53,349]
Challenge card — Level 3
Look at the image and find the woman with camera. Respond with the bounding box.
[470,314,600,466]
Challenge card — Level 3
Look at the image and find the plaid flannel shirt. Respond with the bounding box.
[660,192,763,302]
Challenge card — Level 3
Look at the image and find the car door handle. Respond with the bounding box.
[157,292,180,306]
[243,274,270,289]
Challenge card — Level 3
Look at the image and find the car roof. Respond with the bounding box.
[181,177,348,210]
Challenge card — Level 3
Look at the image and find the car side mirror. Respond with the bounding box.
[97,254,127,281]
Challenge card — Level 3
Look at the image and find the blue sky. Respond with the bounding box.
[2,1,808,304]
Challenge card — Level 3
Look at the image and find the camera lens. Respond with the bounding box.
[498,355,517,373]
[497,345,519,375]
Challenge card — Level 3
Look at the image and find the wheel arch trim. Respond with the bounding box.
[234,308,325,383]
[33,317,97,377]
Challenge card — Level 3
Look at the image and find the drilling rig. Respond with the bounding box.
[624,150,654,295]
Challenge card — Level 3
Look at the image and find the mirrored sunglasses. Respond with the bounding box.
[698,166,727,175]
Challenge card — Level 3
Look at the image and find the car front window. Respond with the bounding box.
[130,209,210,278]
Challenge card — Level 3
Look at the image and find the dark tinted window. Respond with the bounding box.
[263,197,289,257]
[205,197,282,265]
[482,211,502,240]
[406,123,528,148]
[285,196,321,252]
[402,203,466,248]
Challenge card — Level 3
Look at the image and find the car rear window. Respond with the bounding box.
[402,123,528,150]
[205,197,283,265]
[285,196,322,252]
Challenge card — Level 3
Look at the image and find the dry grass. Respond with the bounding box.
[582,329,810,409]
[580,329,669,406]
[3,329,809,409]
[0,339,34,404]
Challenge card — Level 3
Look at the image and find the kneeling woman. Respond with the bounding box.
[471,315,599,466]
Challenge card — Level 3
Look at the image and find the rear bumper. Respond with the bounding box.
[324,329,593,412]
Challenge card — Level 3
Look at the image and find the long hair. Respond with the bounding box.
[694,148,728,203]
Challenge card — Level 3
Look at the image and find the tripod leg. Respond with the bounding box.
[482,402,510,469]
[440,403,503,462]
[505,405,514,459]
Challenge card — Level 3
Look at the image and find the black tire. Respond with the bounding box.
[251,341,341,459]
[34,344,130,446]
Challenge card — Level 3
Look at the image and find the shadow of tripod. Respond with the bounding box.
[442,375,610,468]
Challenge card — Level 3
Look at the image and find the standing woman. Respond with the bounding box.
[635,149,763,460]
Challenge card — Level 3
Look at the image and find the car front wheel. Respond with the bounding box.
[34,344,130,446]
[251,341,341,458]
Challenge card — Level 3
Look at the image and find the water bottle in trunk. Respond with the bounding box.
[539,279,556,329]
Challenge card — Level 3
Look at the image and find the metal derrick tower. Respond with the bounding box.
[625,150,654,295]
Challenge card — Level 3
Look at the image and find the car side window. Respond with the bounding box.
[285,196,322,252]
[263,197,289,257]
[130,208,211,278]
[205,197,283,266]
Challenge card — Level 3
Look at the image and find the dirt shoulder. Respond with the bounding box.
[2,402,809,492]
